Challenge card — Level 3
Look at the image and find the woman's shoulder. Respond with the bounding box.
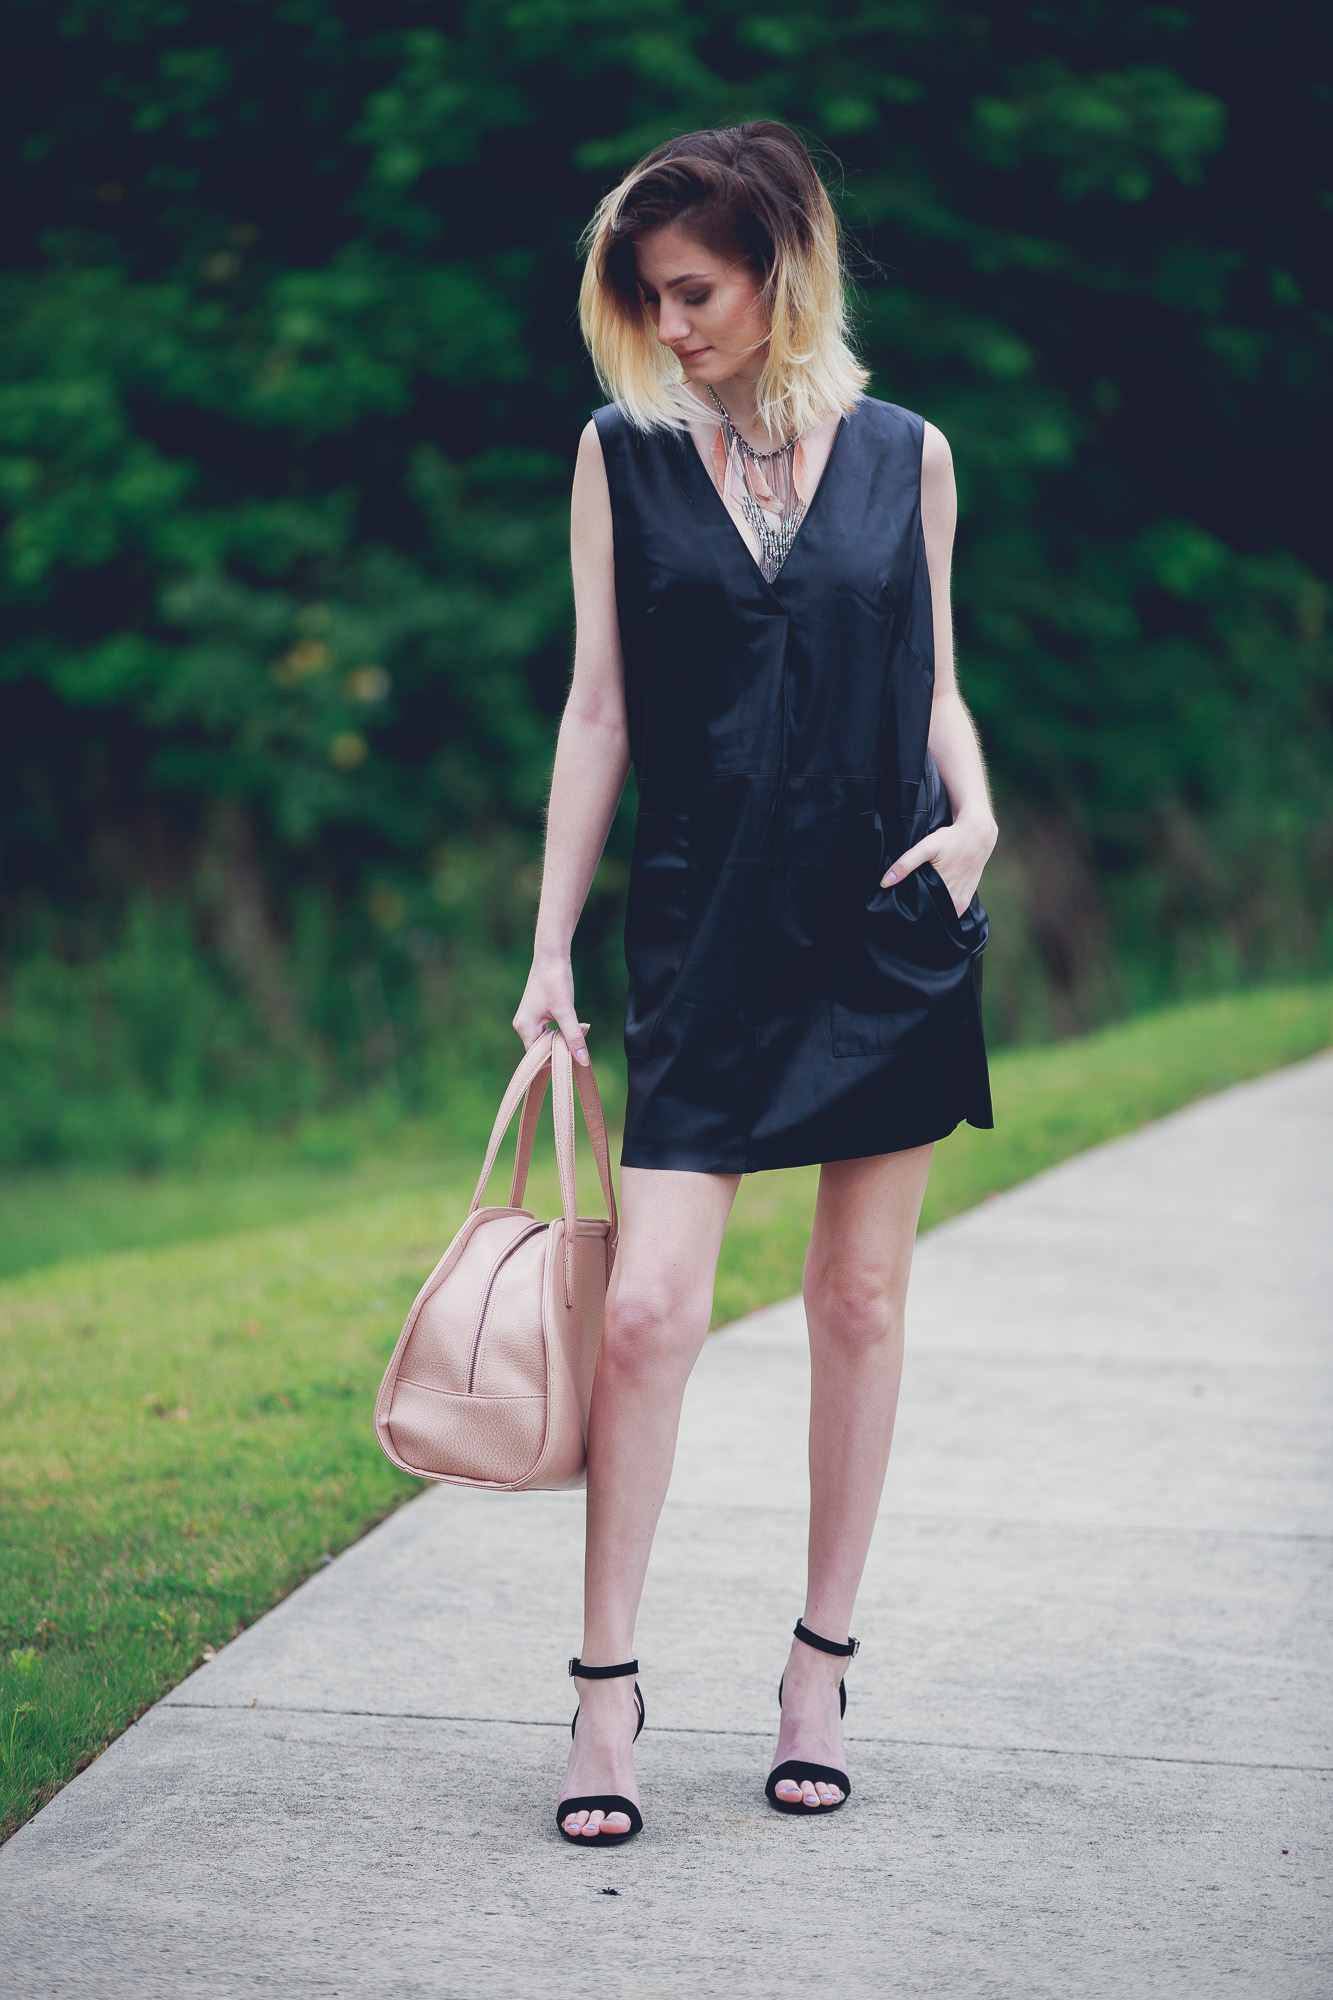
[589,404,693,482]
[583,406,635,484]
[849,394,927,445]
[591,402,685,440]
[591,401,649,451]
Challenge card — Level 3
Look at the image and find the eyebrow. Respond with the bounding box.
[640,271,710,291]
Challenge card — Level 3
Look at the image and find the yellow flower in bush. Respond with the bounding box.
[328,731,367,770]
[270,639,329,686]
[345,665,390,703]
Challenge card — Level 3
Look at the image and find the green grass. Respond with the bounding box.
[0,1147,465,1283]
[1,980,1329,1842]
[0,1063,633,1282]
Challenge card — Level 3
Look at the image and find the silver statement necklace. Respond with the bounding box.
[707,387,805,583]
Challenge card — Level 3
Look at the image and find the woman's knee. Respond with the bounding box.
[601,1278,706,1378]
[804,1259,904,1355]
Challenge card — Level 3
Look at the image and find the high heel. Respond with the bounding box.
[555,1656,645,1845]
[765,1619,858,1815]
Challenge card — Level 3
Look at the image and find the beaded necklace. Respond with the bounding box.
[707,387,806,583]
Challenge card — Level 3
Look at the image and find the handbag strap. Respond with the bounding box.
[468,1030,620,1300]
[508,1063,551,1207]
[509,1031,617,1248]
[551,1034,580,1307]
[548,1034,621,1304]
[467,1031,558,1217]
[569,1049,619,1247]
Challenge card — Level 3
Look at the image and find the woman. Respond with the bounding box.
[513,121,997,1843]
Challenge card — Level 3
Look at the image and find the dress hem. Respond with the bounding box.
[619,1106,993,1177]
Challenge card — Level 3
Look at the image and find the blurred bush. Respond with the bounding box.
[0,2,1329,1162]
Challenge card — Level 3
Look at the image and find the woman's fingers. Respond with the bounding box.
[513,1011,554,1050]
[553,1010,591,1066]
[512,1010,590,1064]
[512,948,580,1050]
[886,816,997,910]
[881,835,939,888]
[883,829,974,912]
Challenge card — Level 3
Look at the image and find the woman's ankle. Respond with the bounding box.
[782,1643,846,1694]
[571,1674,640,1722]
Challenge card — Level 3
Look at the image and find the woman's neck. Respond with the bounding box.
[689,366,785,450]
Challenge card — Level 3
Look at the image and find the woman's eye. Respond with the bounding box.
[683,293,708,307]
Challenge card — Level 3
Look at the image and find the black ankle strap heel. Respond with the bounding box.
[766,1620,858,1817]
[556,1657,645,1846]
[793,1619,859,1660]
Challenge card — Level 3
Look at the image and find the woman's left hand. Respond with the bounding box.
[882,814,998,917]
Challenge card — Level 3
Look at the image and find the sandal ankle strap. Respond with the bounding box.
[794,1619,859,1659]
[568,1656,639,1679]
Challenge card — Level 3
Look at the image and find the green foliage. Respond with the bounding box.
[0,905,311,1168]
[0,1,1329,1156]
[1,981,1329,1839]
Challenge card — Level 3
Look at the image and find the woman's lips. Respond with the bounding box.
[679,346,710,361]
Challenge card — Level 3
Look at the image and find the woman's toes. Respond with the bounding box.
[774,1779,802,1801]
[563,1809,589,1833]
[581,1811,606,1836]
[604,1812,631,1833]
[800,1782,821,1807]
[815,1782,841,1803]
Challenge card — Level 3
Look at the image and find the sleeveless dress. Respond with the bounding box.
[595,394,993,1175]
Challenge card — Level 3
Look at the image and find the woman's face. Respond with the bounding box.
[633,223,770,387]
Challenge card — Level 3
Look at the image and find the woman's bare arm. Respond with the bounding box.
[512,420,632,1064]
[882,421,998,913]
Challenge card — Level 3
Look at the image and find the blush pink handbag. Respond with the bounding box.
[374,1028,619,1490]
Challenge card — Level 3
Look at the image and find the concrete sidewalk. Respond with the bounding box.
[2,1056,1330,1999]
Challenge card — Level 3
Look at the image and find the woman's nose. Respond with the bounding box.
[656,300,691,347]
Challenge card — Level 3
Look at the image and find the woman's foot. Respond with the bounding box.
[558,1673,643,1838]
[768,1637,848,1808]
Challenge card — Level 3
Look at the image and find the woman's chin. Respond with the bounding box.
[680,353,764,391]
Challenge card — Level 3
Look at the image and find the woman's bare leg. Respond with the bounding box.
[769,1144,933,1807]
[559,1163,740,1837]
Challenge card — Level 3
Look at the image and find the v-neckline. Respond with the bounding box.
[680,401,854,598]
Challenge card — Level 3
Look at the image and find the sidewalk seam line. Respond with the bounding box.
[724,1342,1333,1377]
[656,1502,1333,1543]
[157,1702,1332,1773]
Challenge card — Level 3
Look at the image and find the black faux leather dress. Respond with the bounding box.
[595,394,993,1175]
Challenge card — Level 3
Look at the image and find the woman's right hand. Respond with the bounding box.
[512,951,590,1066]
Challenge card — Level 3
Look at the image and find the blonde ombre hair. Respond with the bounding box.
[579,122,869,438]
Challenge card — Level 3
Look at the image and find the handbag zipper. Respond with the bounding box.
[466,1221,549,1394]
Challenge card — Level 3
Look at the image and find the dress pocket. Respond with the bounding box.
[623,811,691,1056]
[829,814,983,1058]
[919,861,988,946]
